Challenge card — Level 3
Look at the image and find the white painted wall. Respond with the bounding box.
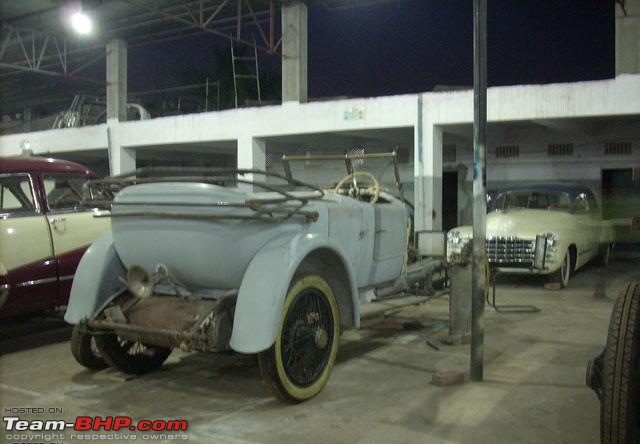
[1,74,639,232]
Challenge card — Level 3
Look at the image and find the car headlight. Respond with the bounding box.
[448,230,463,246]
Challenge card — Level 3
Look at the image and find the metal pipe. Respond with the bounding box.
[470,0,487,382]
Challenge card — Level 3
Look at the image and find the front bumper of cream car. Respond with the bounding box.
[446,232,563,274]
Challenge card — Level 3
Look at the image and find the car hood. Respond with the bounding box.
[454,209,574,239]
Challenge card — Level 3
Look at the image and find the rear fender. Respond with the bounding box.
[229,232,359,354]
[64,232,126,325]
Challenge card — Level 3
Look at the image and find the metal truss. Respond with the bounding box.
[120,0,280,54]
[0,0,279,81]
[0,0,405,81]
[0,24,106,83]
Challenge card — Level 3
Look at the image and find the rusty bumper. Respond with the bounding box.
[87,294,235,352]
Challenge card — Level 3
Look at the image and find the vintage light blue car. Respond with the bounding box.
[65,152,425,401]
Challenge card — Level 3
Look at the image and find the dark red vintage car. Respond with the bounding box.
[0,156,110,318]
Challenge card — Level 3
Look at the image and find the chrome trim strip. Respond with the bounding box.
[59,274,75,282]
[15,277,58,288]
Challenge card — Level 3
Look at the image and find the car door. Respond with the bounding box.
[0,173,58,318]
[370,201,408,285]
[42,173,110,305]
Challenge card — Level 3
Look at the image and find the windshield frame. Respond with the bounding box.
[280,151,404,201]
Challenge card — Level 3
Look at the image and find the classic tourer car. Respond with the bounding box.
[0,156,110,318]
[447,184,615,287]
[65,152,431,402]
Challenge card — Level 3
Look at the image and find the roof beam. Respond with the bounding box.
[204,0,230,26]
[121,0,277,54]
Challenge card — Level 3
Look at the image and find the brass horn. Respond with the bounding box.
[126,265,155,299]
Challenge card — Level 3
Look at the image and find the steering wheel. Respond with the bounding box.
[333,171,380,204]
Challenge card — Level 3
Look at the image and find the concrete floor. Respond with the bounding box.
[1,260,638,444]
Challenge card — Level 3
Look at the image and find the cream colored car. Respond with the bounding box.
[447,184,615,287]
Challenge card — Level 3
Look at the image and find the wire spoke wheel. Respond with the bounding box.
[259,272,340,402]
[281,289,334,387]
[95,333,172,375]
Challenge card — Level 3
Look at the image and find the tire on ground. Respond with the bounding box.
[600,282,640,444]
[95,334,172,375]
[258,268,340,403]
[70,325,108,370]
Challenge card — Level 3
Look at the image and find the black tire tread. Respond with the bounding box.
[600,282,640,444]
[258,347,295,402]
[95,334,172,375]
[70,326,108,370]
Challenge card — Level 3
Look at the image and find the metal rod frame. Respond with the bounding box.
[83,166,326,222]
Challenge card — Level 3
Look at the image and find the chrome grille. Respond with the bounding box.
[486,237,535,266]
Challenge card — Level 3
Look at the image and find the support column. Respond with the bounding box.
[237,136,266,188]
[109,146,136,175]
[106,39,127,121]
[281,2,307,103]
[616,0,640,75]
[414,100,443,232]
[107,125,135,175]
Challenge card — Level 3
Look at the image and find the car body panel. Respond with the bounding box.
[64,232,126,324]
[229,231,360,354]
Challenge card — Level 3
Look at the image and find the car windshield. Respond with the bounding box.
[492,190,572,212]
[270,152,403,199]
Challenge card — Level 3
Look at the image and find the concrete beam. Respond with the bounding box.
[281,2,307,103]
[616,0,640,75]
[106,39,127,121]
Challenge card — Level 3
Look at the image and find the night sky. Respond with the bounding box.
[78,0,617,100]
[306,0,614,97]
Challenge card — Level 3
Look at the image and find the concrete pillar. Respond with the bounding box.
[414,101,443,231]
[106,39,127,121]
[109,145,136,175]
[616,0,640,75]
[237,136,266,188]
[281,2,307,103]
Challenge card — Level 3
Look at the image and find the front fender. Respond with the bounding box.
[64,232,126,325]
[229,232,359,354]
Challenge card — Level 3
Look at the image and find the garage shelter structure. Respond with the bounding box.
[1,76,639,231]
[0,1,639,247]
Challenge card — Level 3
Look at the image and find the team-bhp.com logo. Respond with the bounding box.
[4,416,188,431]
